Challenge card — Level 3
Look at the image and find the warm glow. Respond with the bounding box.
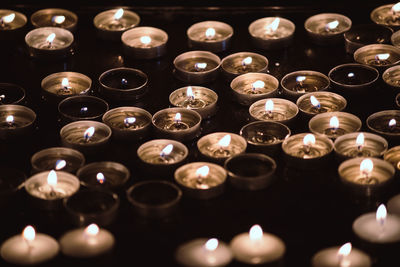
[389,118,397,127]
[62,78,69,88]
[360,158,373,175]
[194,62,207,70]
[124,117,136,125]
[326,20,339,30]
[376,204,387,226]
[47,170,57,186]
[249,225,263,241]
[84,127,95,140]
[96,172,105,184]
[6,115,13,123]
[2,13,15,24]
[338,242,352,258]
[252,80,265,90]
[22,226,36,242]
[329,116,339,129]
[348,72,355,78]
[174,112,182,123]
[376,53,390,61]
[205,238,218,251]
[186,86,194,98]
[242,56,253,66]
[161,144,173,156]
[265,99,274,112]
[265,17,280,32]
[52,15,65,24]
[356,133,365,147]
[46,33,56,44]
[114,8,124,20]
[55,159,66,170]
[303,134,316,146]
[392,2,400,13]
[205,27,216,39]
[296,76,306,83]
[218,134,231,148]
[310,95,320,108]
[85,224,100,236]
[140,36,152,45]
[196,165,210,178]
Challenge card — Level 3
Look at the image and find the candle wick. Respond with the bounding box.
[24,239,33,254]
[266,110,273,119]
[303,144,311,154]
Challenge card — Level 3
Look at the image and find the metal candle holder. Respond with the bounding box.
[0,83,26,105]
[0,104,36,140]
[296,92,347,118]
[281,70,330,100]
[344,24,393,54]
[383,65,400,89]
[309,112,362,139]
[30,8,78,32]
[0,10,27,41]
[31,147,85,174]
[354,44,400,71]
[249,98,298,125]
[221,52,268,80]
[371,3,400,29]
[367,110,400,143]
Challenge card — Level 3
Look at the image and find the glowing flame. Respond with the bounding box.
[249,225,263,241]
[174,113,182,123]
[140,36,152,45]
[252,80,265,90]
[326,20,339,30]
[303,134,316,146]
[22,226,36,242]
[265,99,274,112]
[205,27,216,39]
[47,170,57,186]
[242,56,253,66]
[84,126,95,141]
[85,224,99,236]
[218,134,231,148]
[114,8,124,20]
[205,238,218,251]
[196,166,210,178]
[124,117,136,125]
[330,116,339,129]
[376,53,390,61]
[96,172,105,184]
[55,159,66,170]
[186,86,194,98]
[46,33,56,44]
[310,95,320,108]
[360,158,373,175]
[194,62,207,71]
[6,115,13,123]
[338,242,352,258]
[52,15,65,24]
[2,13,15,24]
[389,118,397,127]
[376,204,387,226]
[296,76,306,83]
[356,133,365,147]
[392,2,400,13]
[62,78,69,88]
[265,17,280,32]
[160,144,173,157]
[348,73,355,78]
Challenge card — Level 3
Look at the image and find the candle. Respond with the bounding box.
[30,8,78,32]
[354,44,400,70]
[59,224,115,258]
[344,24,393,54]
[296,92,347,118]
[384,146,400,172]
[0,10,26,32]
[230,224,285,264]
[31,147,85,174]
[249,98,298,125]
[0,104,36,140]
[383,65,400,90]
[187,20,233,52]
[0,83,26,105]
[221,52,268,80]
[0,226,59,265]
[309,112,362,139]
[281,70,330,99]
[371,3,400,28]
[367,110,400,143]
[175,238,233,267]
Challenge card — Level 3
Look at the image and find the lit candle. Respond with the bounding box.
[187,21,233,52]
[0,13,15,28]
[354,44,400,69]
[309,112,361,139]
[31,147,85,174]
[30,8,77,32]
[249,98,299,124]
[221,52,268,79]
[371,2,400,28]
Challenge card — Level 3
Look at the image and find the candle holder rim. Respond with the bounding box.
[30,8,78,28]
[197,132,247,151]
[224,152,277,178]
[76,161,130,187]
[102,106,152,125]
[121,26,169,47]
[60,120,112,146]
[221,52,269,68]
[296,91,347,114]
[41,71,92,96]
[58,95,109,121]
[0,9,27,29]
[31,146,85,171]
[173,50,221,74]
[249,98,299,120]
[248,16,296,38]
[137,138,189,165]
[169,86,218,106]
[304,12,352,34]
[367,110,400,136]
[25,26,74,47]
[230,72,279,94]
[152,107,202,132]
[333,131,388,156]
[98,67,148,92]
[187,20,234,42]
[240,121,291,146]
[309,111,362,133]
[93,8,140,32]
[0,83,26,104]
[339,157,395,182]
[328,63,379,88]
[174,161,227,188]
[0,104,36,127]
[281,70,330,92]
[354,44,400,66]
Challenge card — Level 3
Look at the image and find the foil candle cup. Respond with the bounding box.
[31,147,85,174]
[173,51,221,84]
[122,26,168,59]
[152,108,202,141]
[221,52,268,80]
[24,170,80,210]
[248,17,295,50]
[0,105,36,140]
[30,8,78,32]
[102,106,152,141]
[0,83,26,105]
[58,96,109,124]
[384,146,400,173]
[25,27,74,59]
[64,190,120,226]
[281,70,330,100]
[169,86,218,119]
[309,112,362,140]
[248,98,299,125]
[187,21,233,53]
[174,162,227,199]
[344,24,393,54]
[126,180,182,218]
[296,92,347,119]
[383,65,400,94]
[304,13,352,45]
[371,3,400,29]
[0,10,27,40]
[93,8,140,41]
[230,73,279,106]
[367,110,400,143]
[311,243,372,267]
[197,132,247,164]
[224,153,277,190]
[354,44,400,71]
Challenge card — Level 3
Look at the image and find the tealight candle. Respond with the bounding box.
[152,108,202,141]
[221,52,268,80]
[309,112,362,139]
[93,8,140,41]
[384,146,400,172]
[354,44,400,71]
[0,10,27,41]
[296,92,347,118]
[25,27,74,59]
[187,20,233,52]
[169,86,218,119]
[367,110,400,143]
[30,8,78,32]
[371,3,400,29]
[0,83,26,105]
[230,224,285,265]
[248,98,299,125]
[197,132,247,163]
[0,104,36,140]
[230,73,279,106]
[175,238,233,267]
[383,65,400,91]
[0,226,59,265]
[174,162,227,199]
[281,70,330,100]
[248,17,295,50]
[122,26,168,59]
[59,224,115,257]
[31,147,85,174]
[304,13,352,45]
[173,50,221,84]
[344,24,393,54]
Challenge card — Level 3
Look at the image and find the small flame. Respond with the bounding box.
[242,56,253,66]
[47,170,57,186]
[252,80,265,90]
[62,78,69,88]
[114,8,124,20]
[161,144,173,156]
[360,158,373,174]
[140,36,152,45]
[389,118,397,127]
[303,134,316,146]
[296,76,306,83]
[55,159,66,170]
[2,13,15,24]
[6,115,13,123]
[265,99,274,112]
[46,33,56,44]
[186,86,194,98]
[52,15,65,24]
[249,225,263,241]
[356,133,365,147]
[218,134,231,148]
[22,226,36,242]
[338,242,352,258]
[392,2,400,13]
[84,126,95,141]
[85,224,99,236]
[310,95,321,108]
[348,72,355,78]
[194,62,207,71]
[376,53,390,61]
[124,117,136,125]
[96,172,105,184]
[326,20,339,30]
[376,204,387,226]
[330,116,339,129]
[205,27,216,39]
[205,238,218,251]
[265,17,280,32]
[196,166,210,178]
[174,113,182,123]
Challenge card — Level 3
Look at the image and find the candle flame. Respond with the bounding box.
[266,17,280,32]
[376,204,387,226]
[249,225,263,241]
[326,20,339,30]
[85,223,99,236]
[205,27,216,39]
[55,159,66,170]
[186,86,194,98]
[356,133,365,147]
[218,134,231,148]
[392,2,400,13]
[161,144,173,156]
[174,113,182,123]
[2,13,15,24]
[330,116,339,129]
[376,53,390,61]
[46,33,56,44]
[389,118,397,127]
[265,99,274,112]
[310,95,321,108]
[6,115,13,123]
[96,172,105,184]
[47,170,57,186]
[84,126,95,141]
[52,15,65,24]
[114,8,124,20]
[140,36,152,45]
[252,80,265,90]
[196,165,210,178]
[194,62,207,71]
[338,242,352,258]
[205,238,218,251]
[124,117,136,125]
[242,56,253,66]
[22,226,36,242]
[303,134,316,146]
[296,76,306,83]
[360,158,373,174]
[62,78,69,88]
[348,72,354,78]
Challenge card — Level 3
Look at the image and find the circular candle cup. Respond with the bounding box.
[64,190,120,226]
[304,13,352,45]
[77,161,130,191]
[0,83,26,104]
[25,27,74,59]
[1,230,59,265]
[328,63,379,95]
[383,65,400,91]
[384,146,400,173]
[230,73,279,106]
[59,226,115,258]
[24,170,80,210]
[31,147,85,174]
[282,133,334,168]
[249,17,295,50]
[0,104,36,140]
[311,245,371,267]
[41,72,92,102]
[367,110,400,143]
[354,44,400,71]
[224,153,277,190]
[98,67,148,102]
[126,180,182,218]
[392,29,400,47]
[173,51,221,84]
[339,157,395,197]
[221,52,268,80]
[31,8,78,32]
[175,238,233,267]
[281,70,330,100]
[0,167,26,206]
[122,26,168,59]
[388,194,400,216]
[309,112,362,139]
[169,86,218,119]
[174,162,227,199]
[344,24,393,54]
[102,106,152,141]
[0,10,27,40]
[58,95,109,124]
[371,3,400,29]
[249,98,298,125]
[152,108,201,141]
[93,8,140,41]
[296,92,347,119]
[240,121,290,156]
[60,121,112,155]
[197,132,247,164]
[187,21,233,53]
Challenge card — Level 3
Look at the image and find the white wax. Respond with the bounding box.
[230,232,285,264]
[175,238,233,267]
[311,246,371,267]
[388,194,400,216]
[0,233,59,265]
[353,212,400,243]
[59,228,115,258]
